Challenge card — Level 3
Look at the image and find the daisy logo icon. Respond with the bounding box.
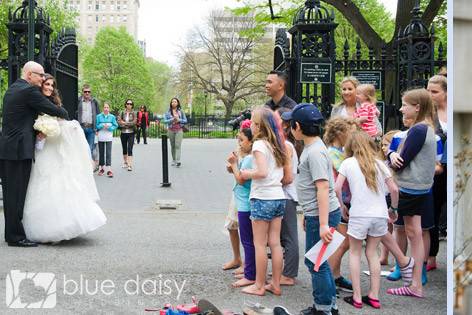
[5,270,56,308]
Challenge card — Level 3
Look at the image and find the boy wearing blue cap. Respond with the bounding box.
[287,103,341,315]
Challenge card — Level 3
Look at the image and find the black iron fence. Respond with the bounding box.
[113,114,239,139]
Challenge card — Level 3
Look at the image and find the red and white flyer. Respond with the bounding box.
[304,228,345,272]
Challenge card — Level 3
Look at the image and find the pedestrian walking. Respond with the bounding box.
[96,102,118,177]
[163,98,187,167]
[136,105,149,144]
[118,99,136,171]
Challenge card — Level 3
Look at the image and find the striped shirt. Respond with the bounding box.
[388,123,443,192]
[354,102,379,137]
[389,129,443,162]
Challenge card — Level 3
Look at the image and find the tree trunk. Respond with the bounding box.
[325,0,445,50]
[224,100,234,120]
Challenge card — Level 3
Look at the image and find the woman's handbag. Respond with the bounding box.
[182,125,189,133]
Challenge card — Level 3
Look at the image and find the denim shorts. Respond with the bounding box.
[250,199,286,221]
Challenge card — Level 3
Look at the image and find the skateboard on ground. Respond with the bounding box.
[198,298,240,315]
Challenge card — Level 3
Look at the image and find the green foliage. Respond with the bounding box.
[115,123,237,139]
[0,0,77,105]
[0,0,77,49]
[146,58,174,114]
[42,0,78,39]
[232,0,395,53]
[190,90,223,116]
[422,0,447,55]
[82,27,155,114]
[334,0,394,57]
[232,0,446,55]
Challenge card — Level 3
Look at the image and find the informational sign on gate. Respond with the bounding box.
[377,101,385,133]
[300,63,332,84]
[352,71,383,90]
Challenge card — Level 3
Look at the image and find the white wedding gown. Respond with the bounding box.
[23,119,107,242]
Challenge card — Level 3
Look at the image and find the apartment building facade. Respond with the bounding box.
[64,0,139,44]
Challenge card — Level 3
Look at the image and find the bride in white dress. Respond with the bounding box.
[22,74,106,243]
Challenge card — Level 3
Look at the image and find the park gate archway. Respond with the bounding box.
[0,1,78,118]
[273,0,446,130]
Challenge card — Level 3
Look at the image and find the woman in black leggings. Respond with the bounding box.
[118,99,136,171]
[426,74,447,271]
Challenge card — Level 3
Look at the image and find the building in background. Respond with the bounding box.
[64,0,140,44]
[138,39,147,56]
[211,10,275,44]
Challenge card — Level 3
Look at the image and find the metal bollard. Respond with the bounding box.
[161,134,171,187]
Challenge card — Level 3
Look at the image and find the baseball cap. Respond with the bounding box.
[282,103,324,125]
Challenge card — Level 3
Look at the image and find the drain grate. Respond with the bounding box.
[155,200,182,210]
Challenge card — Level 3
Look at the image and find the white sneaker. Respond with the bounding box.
[243,302,273,315]
[171,161,177,166]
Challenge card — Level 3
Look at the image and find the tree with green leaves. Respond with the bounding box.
[234,0,446,52]
[146,58,175,114]
[82,27,155,114]
[0,0,77,102]
[232,0,446,107]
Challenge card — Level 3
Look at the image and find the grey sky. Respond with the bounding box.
[137,0,397,67]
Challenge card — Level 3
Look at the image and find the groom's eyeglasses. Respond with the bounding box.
[32,71,45,78]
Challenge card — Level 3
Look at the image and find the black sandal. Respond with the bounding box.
[343,296,362,309]
[361,295,381,309]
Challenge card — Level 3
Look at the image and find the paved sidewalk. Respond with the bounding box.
[95,138,236,212]
[0,138,446,314]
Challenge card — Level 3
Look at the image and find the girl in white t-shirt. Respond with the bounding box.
[240,106,288,296]
[334,131,399,309]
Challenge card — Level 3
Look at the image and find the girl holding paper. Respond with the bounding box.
[335,131,399,309]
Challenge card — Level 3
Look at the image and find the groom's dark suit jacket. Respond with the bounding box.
[0,79,69,161]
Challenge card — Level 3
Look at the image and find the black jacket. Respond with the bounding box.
[265,94,297,111]
[0,79,69,160]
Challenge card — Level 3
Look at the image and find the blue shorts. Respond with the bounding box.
[250,199,286,221]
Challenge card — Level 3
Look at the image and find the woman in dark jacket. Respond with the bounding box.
[117,99,137,171]
[136,105,149,144]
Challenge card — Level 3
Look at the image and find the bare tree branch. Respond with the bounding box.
[178,10,268,117]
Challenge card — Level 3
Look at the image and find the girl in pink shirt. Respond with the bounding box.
[355,84,380,137]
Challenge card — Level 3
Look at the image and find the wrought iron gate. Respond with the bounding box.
[273,0,446,129]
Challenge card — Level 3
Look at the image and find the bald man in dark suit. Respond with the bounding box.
[0,61,69,247]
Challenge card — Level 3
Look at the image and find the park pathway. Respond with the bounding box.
[0,138,446,314]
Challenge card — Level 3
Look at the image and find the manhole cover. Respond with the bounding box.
[155,200,182,210]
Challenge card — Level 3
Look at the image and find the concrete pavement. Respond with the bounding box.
[0,138,447,314]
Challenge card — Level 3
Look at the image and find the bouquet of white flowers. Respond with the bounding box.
[34,114,61,137]
[33,114,61,150]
